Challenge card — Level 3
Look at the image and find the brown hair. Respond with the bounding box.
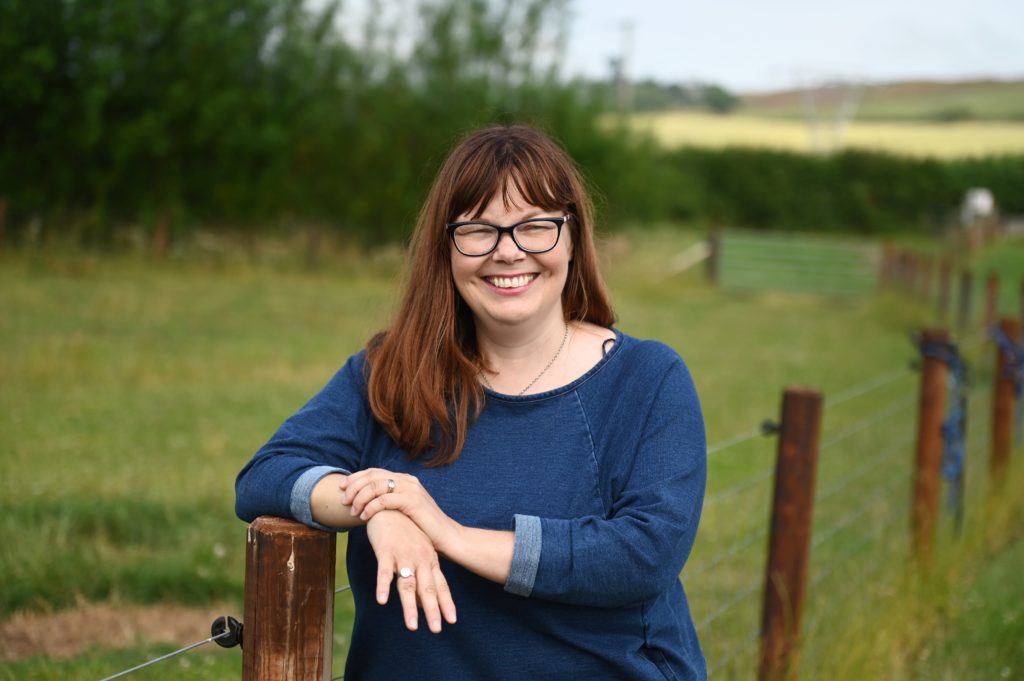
[366,125,615,465]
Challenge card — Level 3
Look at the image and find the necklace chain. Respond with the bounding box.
[480,323,570,396]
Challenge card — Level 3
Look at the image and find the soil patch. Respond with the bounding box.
[0,602,238,661]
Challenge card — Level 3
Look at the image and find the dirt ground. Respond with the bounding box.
[0,602,238,661]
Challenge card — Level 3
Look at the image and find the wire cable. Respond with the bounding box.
[818,393,916,451]
[826,366,912,408]
[97,630,232,681]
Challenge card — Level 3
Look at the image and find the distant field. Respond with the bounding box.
[629,111,1024,157]
[742,79,1024,121]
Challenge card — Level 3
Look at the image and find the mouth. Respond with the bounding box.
[483,273,539,290]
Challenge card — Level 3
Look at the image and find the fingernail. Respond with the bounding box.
[431,620,440,632]
[377,592,386,603]
[407,619,417,630]
[361,512,369,520]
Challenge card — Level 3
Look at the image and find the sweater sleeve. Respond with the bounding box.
[235,352,370,529]
[504,357,706,607]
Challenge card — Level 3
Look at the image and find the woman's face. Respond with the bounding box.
[450,184,572,332]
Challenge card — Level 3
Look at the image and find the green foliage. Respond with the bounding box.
[629,79,739,113]
[652,147,1024,232]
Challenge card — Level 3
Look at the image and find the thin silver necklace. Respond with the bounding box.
[480,323,570,396]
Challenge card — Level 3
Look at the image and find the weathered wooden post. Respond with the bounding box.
[759,388,823,681]
[984,272,999,331]
[912,330,950,564]
[244,517,337,681]
[920,257,934,302]
[706,229,721,286]
[957,270,973,333]
[992,318,1021,483]
[936,258,952,323]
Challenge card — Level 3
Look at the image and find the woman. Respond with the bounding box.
[235,125,707,680]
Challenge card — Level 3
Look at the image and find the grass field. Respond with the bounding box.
[2,230,1023,680]
[629,111,1024,158]
[742,79,1024,122]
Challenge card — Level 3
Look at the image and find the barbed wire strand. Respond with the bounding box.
[826,366,912,408]
[97,630,232,681]
[707,630,760,677]
[811,472,911,551]
[705,466,775,506]
[818,393,916,451]
[815,431,914,505]
[688,524,769,582]
[696,580,762,632]
[707,428,764,457]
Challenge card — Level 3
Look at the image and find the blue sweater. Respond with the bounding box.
[236,329,707,680]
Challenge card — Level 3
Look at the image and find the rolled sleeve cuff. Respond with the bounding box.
[504,514,542,597]
[290,465,351,532]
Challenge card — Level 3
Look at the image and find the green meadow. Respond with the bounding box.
[2,231,1023,680]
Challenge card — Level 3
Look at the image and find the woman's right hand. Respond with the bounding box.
[365,509,457,633]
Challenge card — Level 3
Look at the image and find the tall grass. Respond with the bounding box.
[1,232,1022,680]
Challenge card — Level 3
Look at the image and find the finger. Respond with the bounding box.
[433,564,457,624]
[350,478,391,516]
[376,558,394,605]
[417,564,443,634]
[396,569,419,631]
[340,470,389,503]
[360,494,398,522]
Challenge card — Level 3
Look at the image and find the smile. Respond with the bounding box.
[484,273,538,289]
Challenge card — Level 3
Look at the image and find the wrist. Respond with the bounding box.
[434,516,465,559]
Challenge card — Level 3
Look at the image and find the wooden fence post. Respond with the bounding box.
[984,272,999,331]
[992,317,1021,483]
[936,258,951,323]
[912,329,950,564]
[243,516,337,681]
[759,388,823,681]
[957,270,973,333]
[706,230,721,285]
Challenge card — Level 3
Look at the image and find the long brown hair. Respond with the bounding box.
[366,125,615,465]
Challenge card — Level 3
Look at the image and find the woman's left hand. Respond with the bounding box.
[340,469,461,555]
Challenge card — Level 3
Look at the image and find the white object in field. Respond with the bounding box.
[961,187,995,226]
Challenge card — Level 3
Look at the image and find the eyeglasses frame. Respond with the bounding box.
[446,214,572,257]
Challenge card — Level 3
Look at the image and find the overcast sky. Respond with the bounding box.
[564,0,1024,92]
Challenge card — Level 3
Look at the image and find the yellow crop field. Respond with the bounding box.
[630,111,1024,157]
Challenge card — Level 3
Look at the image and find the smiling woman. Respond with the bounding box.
[235,125,709,680]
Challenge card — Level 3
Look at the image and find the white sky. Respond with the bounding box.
[564,0,1024,92]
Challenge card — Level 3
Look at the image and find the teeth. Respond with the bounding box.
[488,274,534,289]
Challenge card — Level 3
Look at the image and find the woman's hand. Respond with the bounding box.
[365,509,457,633]
[340,469,461,555]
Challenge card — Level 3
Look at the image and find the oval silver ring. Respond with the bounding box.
[399,567,414,579]
[386,478,396,494]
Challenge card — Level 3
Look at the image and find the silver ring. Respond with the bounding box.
[398,567,414,579]
[386,478,396,494]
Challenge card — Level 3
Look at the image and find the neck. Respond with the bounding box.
[475,311,568,372]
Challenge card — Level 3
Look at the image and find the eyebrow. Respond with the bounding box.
[468,209,547,224]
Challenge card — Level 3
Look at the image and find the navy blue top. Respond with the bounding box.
[236,329,708,680]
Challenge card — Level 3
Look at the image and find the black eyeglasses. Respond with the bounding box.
[446,215,571,257]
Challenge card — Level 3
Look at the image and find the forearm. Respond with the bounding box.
[438,525,515,586]
[310,473,366,529]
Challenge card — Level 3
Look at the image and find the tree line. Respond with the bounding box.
[0,0,1020,247]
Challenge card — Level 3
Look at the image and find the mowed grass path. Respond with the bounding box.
[2,232,1022,679]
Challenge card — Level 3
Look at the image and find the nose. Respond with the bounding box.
[491,231,524,262]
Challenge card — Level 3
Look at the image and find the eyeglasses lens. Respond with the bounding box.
[453,219,560,255]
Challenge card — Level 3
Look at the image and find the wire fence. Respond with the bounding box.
[688,321,1012,679]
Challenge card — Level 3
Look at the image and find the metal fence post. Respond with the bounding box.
[243,516,337,681]
[759,387,823,681]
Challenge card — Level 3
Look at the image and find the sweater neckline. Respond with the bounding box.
[481,327,624,403]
